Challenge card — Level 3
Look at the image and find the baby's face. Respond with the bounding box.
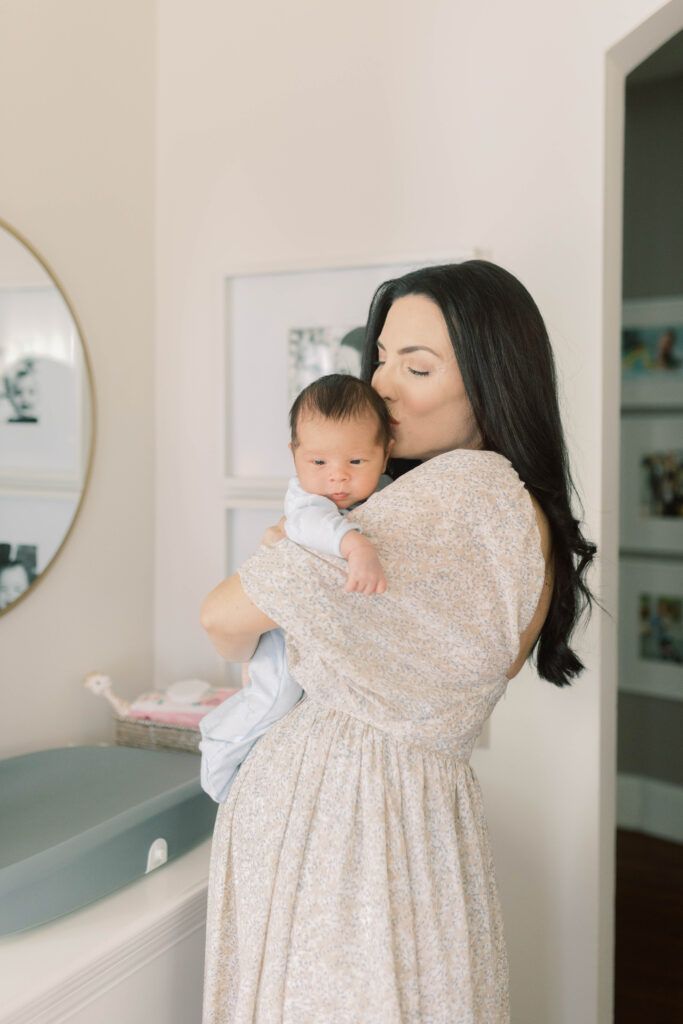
[0,564,30,609]
[290,412,392,509]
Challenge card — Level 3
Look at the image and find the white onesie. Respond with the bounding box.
[199,476,387,803]
[283,476,362,554]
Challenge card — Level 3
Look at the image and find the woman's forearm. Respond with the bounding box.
[200,572,278,662]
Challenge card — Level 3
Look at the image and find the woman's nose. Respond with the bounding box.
[371,364,394,402]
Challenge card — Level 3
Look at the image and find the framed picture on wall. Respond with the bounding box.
[222,251,475,479]
[287,325,365,408]
[0,541,37,610]
[620,413,683,554]
[0,491,78,566]
[621,296,683,409]
[0,286,85,477]
[618,557,683,702]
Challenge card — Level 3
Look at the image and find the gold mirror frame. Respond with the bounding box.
[0,217,96,617]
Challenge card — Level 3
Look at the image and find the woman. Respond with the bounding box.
[200,260,596,1023]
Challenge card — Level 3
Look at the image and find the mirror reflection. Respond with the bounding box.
[0,221,94,614]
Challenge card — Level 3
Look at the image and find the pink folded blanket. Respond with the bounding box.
[127,688,238,728]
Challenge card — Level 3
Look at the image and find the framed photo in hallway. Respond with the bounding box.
[619,413,683,555]
[621,296,683,410]
[618,557,683,701]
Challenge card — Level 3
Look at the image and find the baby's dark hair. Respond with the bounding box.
[289,373,392,450]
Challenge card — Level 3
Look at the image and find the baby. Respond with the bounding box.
[200,373,394,802]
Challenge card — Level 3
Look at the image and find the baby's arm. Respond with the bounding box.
[283,477,386,595]
[339,530,387,595]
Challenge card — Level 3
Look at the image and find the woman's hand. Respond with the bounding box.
[262,516,286,547]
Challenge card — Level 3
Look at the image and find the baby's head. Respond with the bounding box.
[0,561,30,609]
[289,374,394,509]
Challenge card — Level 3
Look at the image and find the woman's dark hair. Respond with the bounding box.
[360,260,598,688]
[289,372,392,451]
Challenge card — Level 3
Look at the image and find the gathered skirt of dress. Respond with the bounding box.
[202,450,547,1023]
[202,692,510,1024]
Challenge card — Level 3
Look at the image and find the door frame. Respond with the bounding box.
[600,3,683,1020]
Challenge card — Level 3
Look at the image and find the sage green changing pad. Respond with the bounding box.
[0,745,217,936]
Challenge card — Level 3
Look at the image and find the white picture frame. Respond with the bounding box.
[0,285,85,477]
[621,296,683,410]
[222,252,475,480]
[619,413,683,554]
[618,557,683,702]
[0,492,79,610]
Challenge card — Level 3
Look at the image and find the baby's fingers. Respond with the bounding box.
[344,573,386,595]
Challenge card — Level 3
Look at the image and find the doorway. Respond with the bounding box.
[611,25,683,1024]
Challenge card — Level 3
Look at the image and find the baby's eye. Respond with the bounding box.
[313,459,325,465]
[350,459,365,465]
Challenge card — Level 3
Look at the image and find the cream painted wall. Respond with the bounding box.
[155,2,681,1022]
[0,0,156,755]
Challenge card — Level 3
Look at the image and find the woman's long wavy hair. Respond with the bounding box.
[360,260,598,688]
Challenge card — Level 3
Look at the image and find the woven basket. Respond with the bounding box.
[114,715,201,754]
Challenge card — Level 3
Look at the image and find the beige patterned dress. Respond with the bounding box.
[202,450,546,1024]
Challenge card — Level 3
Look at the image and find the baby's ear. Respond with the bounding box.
[383,439,395,468]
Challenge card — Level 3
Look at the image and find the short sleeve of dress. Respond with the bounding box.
[238,450,546,720]
[238,537,352,648]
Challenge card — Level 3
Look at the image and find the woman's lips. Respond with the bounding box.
[389,419,400,428]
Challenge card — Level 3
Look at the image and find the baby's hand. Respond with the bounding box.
[340,533,387,595]
[261,516,286,547]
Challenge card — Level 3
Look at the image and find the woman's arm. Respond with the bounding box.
[200,572,279,661]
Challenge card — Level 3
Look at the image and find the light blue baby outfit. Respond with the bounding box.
[199,475,389,803]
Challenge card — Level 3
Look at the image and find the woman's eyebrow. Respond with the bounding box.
[376,340,440,356]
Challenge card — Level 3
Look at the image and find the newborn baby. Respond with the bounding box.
[200,373,394,802]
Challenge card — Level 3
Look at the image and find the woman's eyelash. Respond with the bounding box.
[375,359,430,377]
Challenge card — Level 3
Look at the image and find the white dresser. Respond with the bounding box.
[0,839,212,1024]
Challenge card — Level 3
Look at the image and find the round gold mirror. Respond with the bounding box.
[0,218,95,615]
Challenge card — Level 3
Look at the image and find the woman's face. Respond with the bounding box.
[371,294,482,460]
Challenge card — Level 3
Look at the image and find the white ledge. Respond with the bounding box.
[222,476,290,508]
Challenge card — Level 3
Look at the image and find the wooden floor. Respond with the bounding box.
[614,828,683,1023]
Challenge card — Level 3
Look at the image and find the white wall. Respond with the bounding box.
[0,0,156,755]
[155,2,681,1022]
